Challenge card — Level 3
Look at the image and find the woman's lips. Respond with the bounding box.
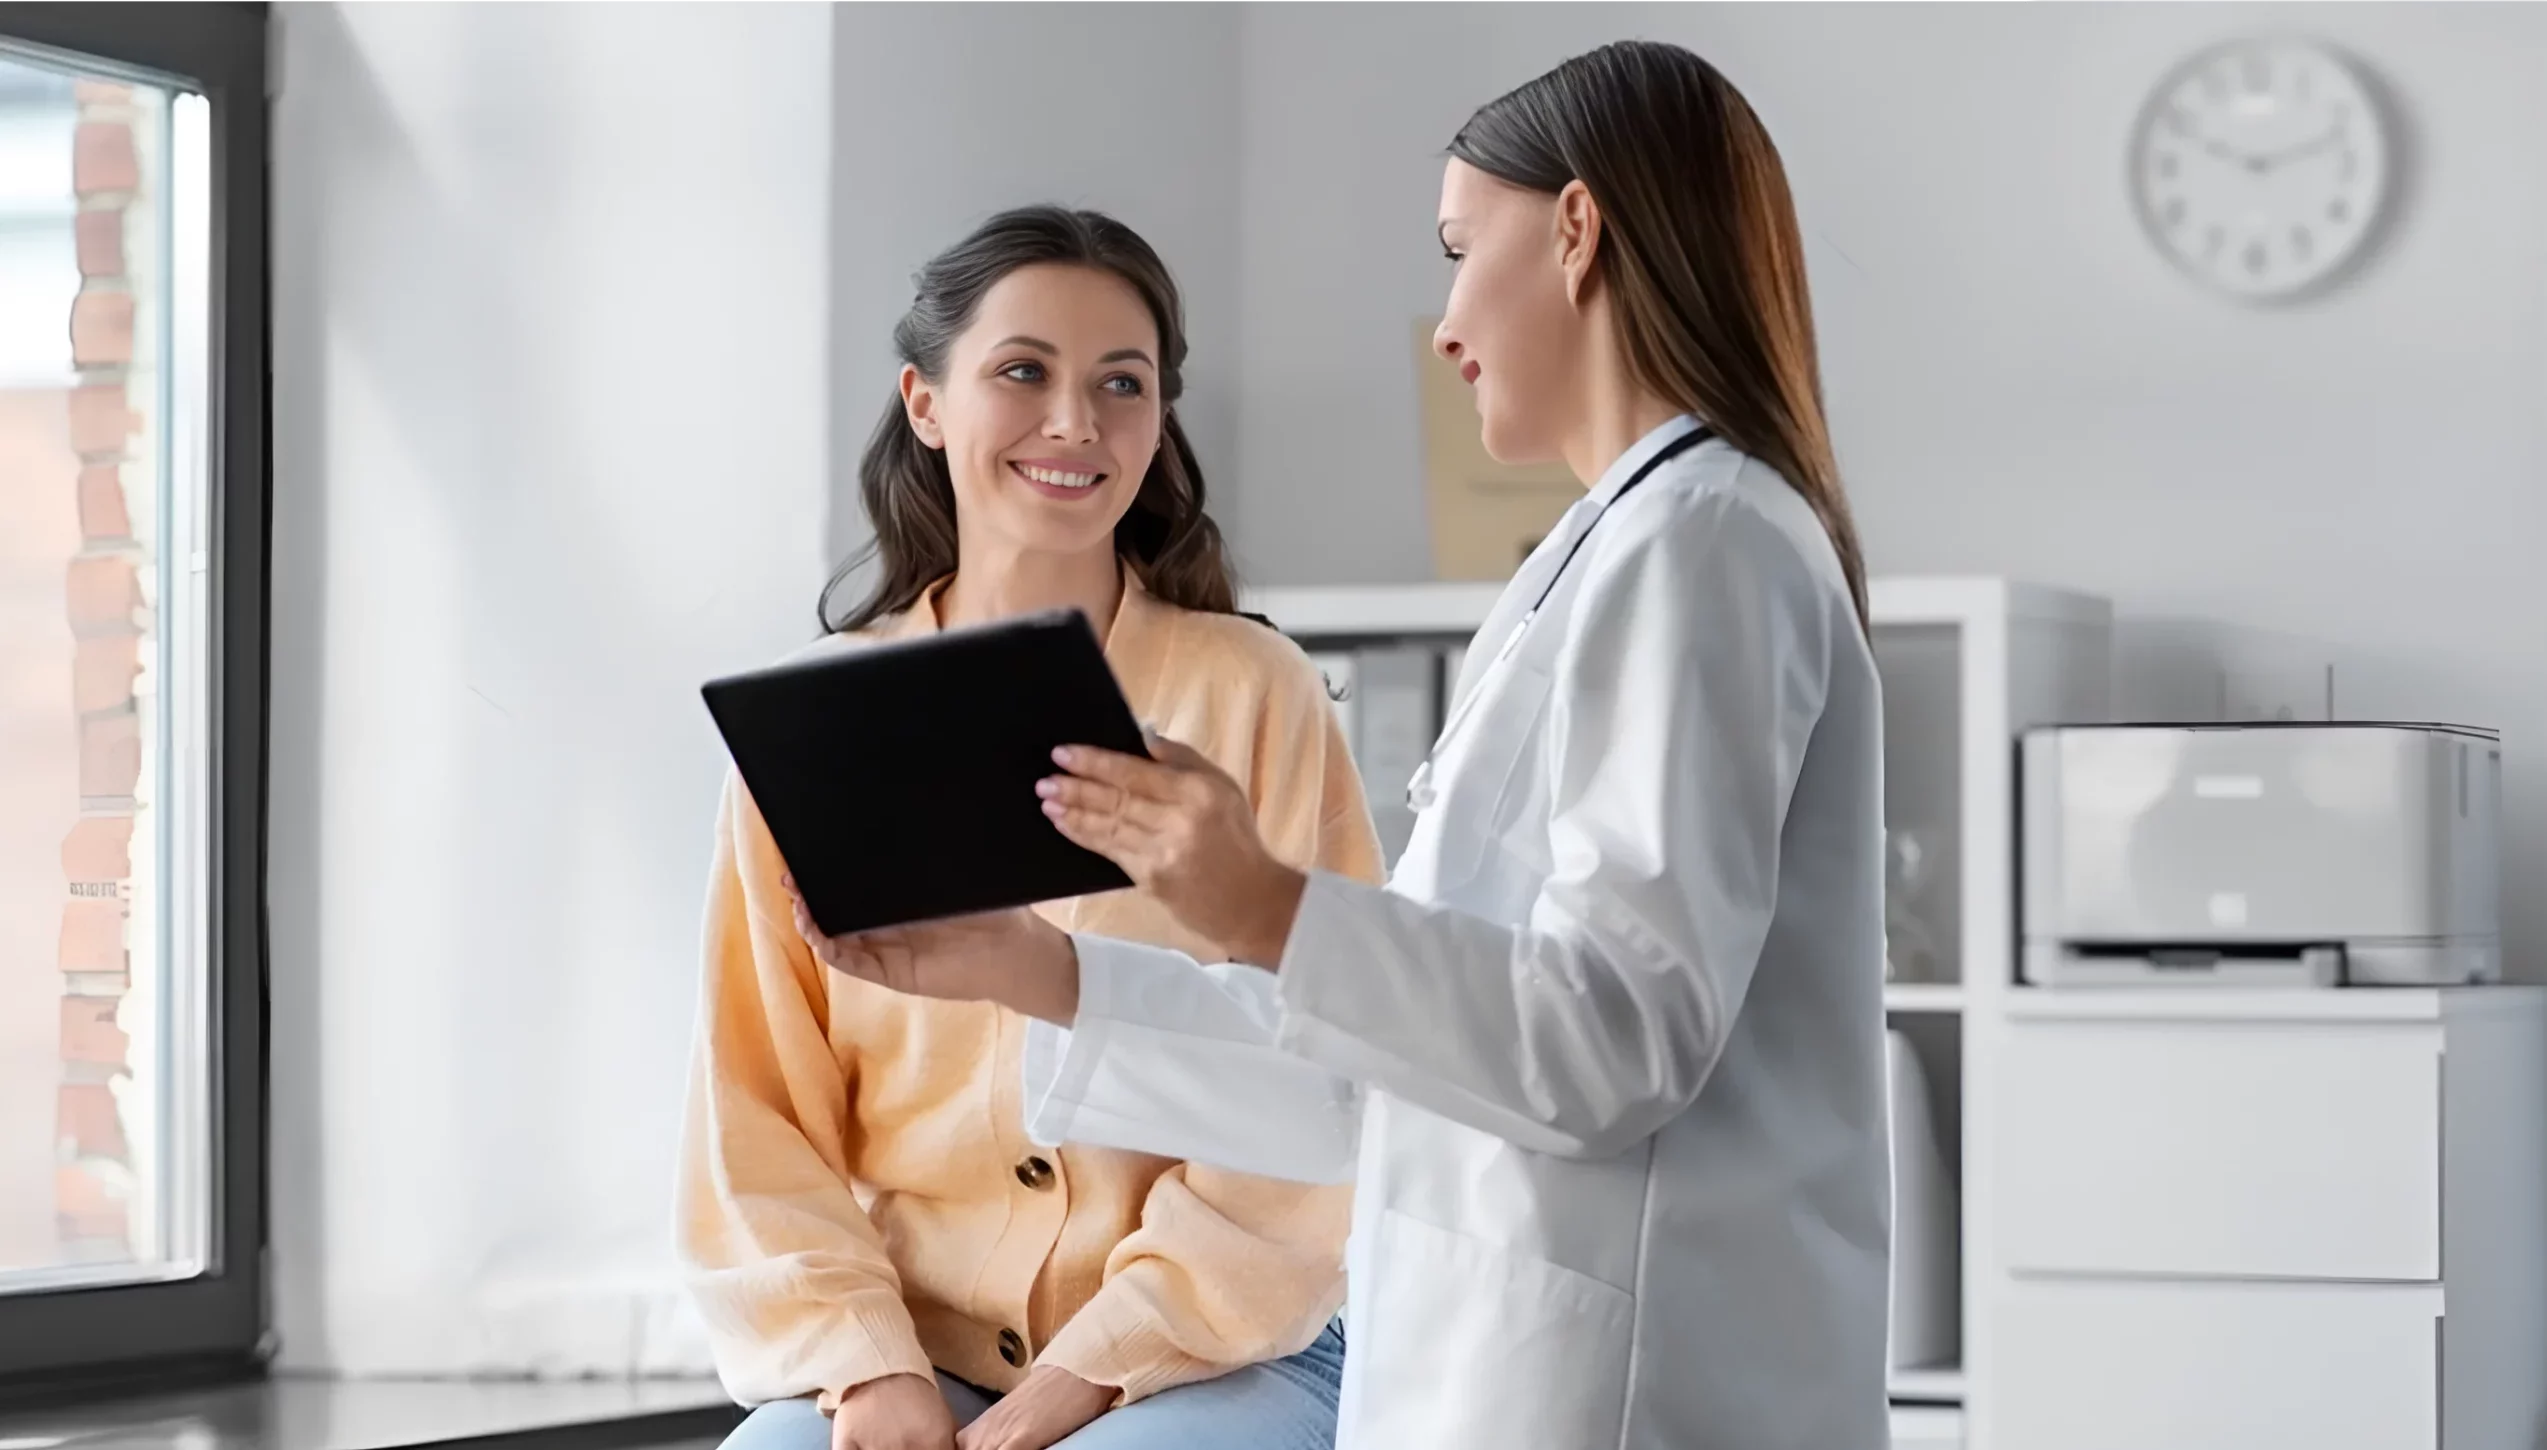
[1010,459,1108,498]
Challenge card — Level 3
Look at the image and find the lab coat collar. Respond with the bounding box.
[1585,414,1709,510]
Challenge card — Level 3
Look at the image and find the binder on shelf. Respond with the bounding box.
[1307,651,1359,757]
[1350,646,1438,867]
[1437,642,1469,736]
[1884,1032,1959,1373]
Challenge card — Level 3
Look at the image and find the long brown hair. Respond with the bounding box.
[819,206,1239,635]
[1450,41,1870,633]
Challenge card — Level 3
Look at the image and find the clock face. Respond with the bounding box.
[2130,38,2391,300]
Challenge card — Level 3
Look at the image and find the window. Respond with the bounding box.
[0,3,265,1398]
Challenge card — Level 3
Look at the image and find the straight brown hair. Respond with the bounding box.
[1450,40,1871,633]
[820,206,1239,635]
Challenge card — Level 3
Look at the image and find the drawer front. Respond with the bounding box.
[1995,1019,2440,1280]
[1992,1277,2439,1450]
[1888,1405,1961,1450]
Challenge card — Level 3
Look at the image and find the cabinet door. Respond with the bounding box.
[1888,1405,1962,1450]
[1992,1277,2439,1450]
[1995,1019,2440,1280]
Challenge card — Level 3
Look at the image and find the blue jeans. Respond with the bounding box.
[721,1321,1344,1450]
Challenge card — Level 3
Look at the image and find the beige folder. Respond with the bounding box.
[1414,316,1582,581]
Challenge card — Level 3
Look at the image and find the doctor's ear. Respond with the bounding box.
[1554,180,1604,308]
[899,364,946,450]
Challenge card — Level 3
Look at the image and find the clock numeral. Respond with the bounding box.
[2291,225,2314,261]
[2244,240,2270,276]
[2329,196,2352,224]
[2156,151,2180,181]
[2162,197,2188,229]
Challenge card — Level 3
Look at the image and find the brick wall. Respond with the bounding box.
[55,80,147,1263]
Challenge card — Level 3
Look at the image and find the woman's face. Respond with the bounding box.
[902,263,1163,562]
[1432,159,1586,468]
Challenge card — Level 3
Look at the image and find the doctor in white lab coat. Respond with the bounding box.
[793,39,1889,1450]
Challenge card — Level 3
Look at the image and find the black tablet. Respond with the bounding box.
[701,608,1149,937]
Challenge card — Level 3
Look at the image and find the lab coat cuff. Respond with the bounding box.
[1018,1015,1081,1150]
[1022,934,1167,1148]
[1274,870,1383,1051]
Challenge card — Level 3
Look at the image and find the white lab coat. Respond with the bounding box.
[1019,418,1890,1450]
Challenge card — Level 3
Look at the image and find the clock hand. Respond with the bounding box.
[2253,128,2345,173]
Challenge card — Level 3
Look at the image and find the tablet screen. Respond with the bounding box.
[702,608,1149,936]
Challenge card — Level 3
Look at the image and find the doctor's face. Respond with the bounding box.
[900,263,1163,562]
[1432,159,1586,468]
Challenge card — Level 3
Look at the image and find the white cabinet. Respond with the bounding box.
[1889,1404,1964,1449]
[1982,988,2547,1450]
[1994,1277,2442,1450]
[1996,1018,2441,1280]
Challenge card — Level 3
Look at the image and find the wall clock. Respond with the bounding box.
[2129,37,2393,300]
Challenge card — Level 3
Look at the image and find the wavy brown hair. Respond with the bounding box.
[1450,40,1870,633]
[820,206,1239,634]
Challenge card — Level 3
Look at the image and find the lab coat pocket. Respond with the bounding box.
[1352,1209,1634,1450]
[1423,658,1551,899]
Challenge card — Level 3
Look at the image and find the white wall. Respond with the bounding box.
[826,3,1242,582]
[267,2,832,1374]
[1226,2,2547,973]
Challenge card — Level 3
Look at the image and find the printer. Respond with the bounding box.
[2020,721,2501,987]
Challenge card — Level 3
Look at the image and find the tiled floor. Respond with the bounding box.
[0,1376,740,1450]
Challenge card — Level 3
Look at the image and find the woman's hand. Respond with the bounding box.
[832,1373,957,1450]
[786,878,1080,1025]
[1038,735,1306,967]
[952,1366,1116,1450]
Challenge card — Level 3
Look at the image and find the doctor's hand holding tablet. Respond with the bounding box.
[757,39,1892,1450]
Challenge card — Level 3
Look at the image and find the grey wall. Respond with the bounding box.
[827,3,1242,591]
[1220,2,2547,971]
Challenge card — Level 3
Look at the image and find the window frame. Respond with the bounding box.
[0,1,269,1405]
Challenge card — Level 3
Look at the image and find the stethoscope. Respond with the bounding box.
[1405,422,1715,811]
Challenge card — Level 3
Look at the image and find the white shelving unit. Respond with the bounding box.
[1886,1366,1969,1403]
[1882,984,1967,1014]
[1246,576,2118,1450]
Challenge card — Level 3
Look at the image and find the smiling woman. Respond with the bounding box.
[680,205,1381,1450]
